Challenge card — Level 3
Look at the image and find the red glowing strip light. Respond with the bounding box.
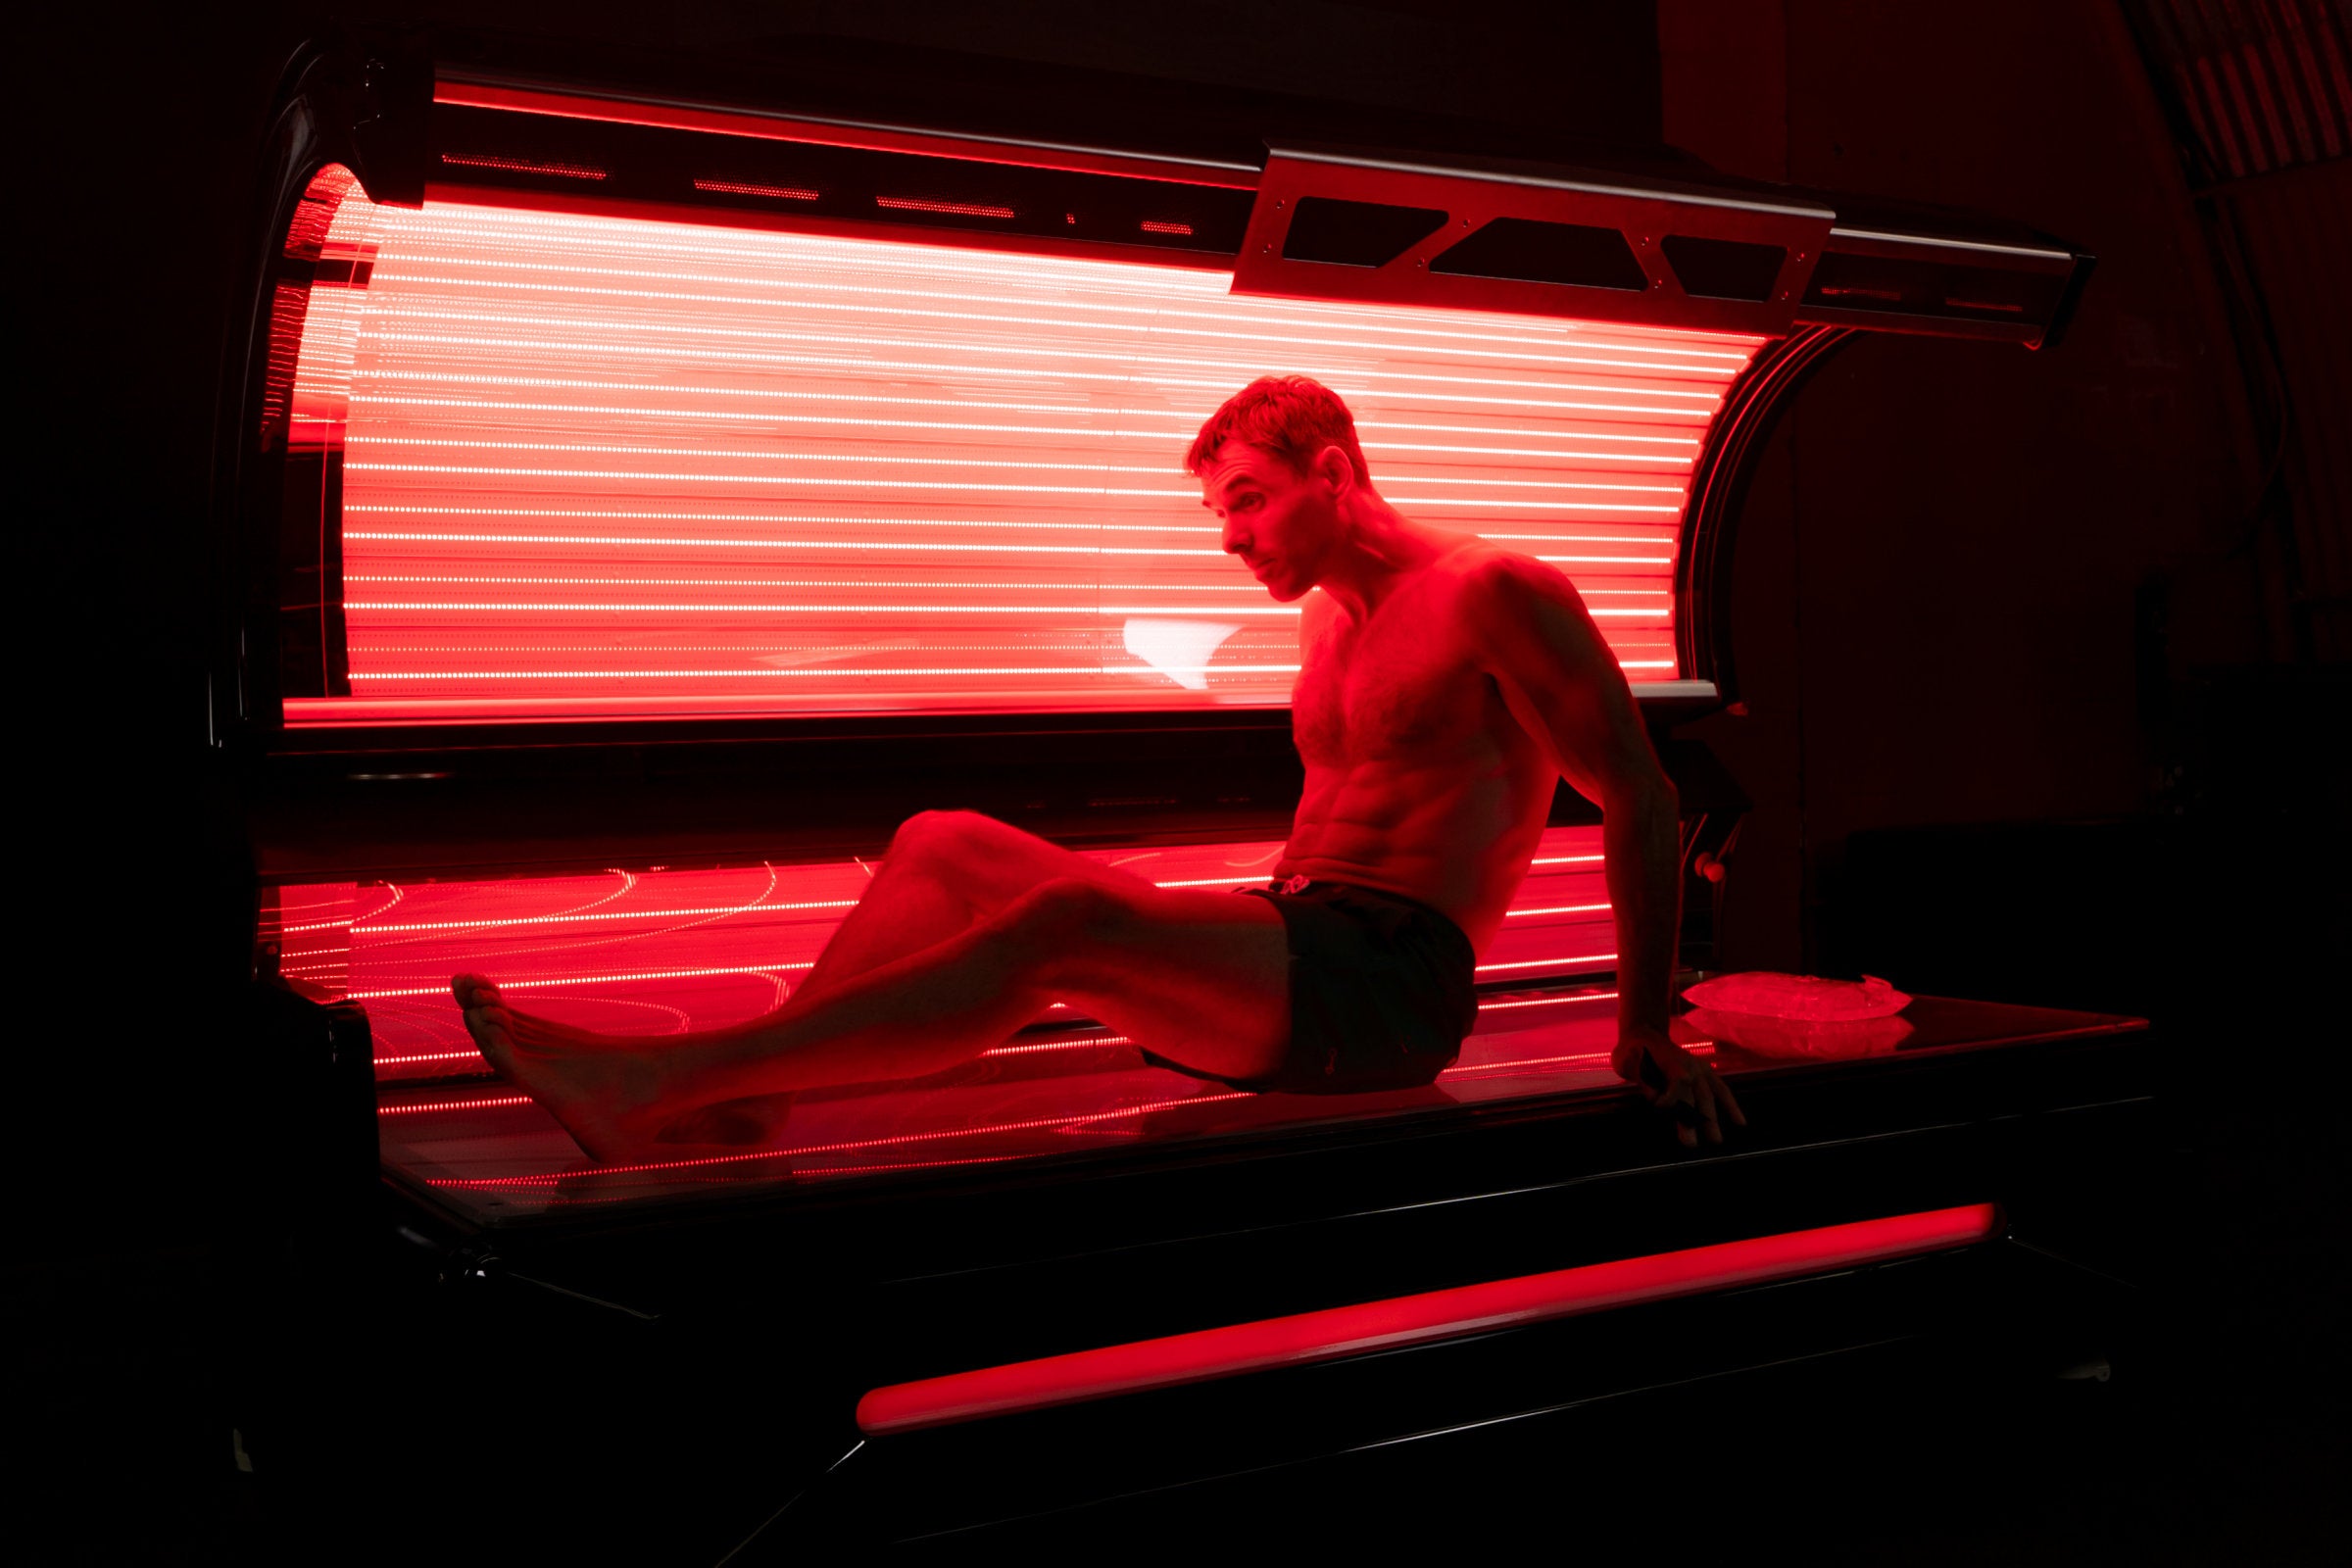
[1140,220,1195,236]
[874,195,1016,218]
[379,1094,533,1116]
[272,172,1759,725]
[439,153,608,181]
[856,1204,2001,1433]
[693,178,821,201]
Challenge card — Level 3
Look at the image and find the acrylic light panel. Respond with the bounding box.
[263,825,1614,1083]
[856,1204,2003,1432]
[278,173,1763,723]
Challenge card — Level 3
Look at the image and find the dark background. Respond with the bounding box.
[12,1,2346,1558]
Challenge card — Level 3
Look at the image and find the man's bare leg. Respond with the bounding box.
[795,810,1166,1003]
[456,868,1290,1162]
[662,812,1169,1143]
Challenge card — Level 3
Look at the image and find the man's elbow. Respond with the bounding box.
[1599,765,1676,823]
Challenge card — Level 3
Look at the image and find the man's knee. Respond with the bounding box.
[890,808,998,862]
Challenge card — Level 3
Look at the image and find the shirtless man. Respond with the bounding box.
[454,375,1742,1158]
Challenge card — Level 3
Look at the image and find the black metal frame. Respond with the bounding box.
[1676,324,1857,705]
[1234,145,1832,336]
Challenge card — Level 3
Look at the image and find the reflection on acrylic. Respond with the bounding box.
[1683,1008,1914,1062]
[263,824,1618,1084]
[297,825,1639,1209]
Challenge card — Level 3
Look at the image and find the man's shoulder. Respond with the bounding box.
[1426,540,1571,609]
[1422,544,1595,681]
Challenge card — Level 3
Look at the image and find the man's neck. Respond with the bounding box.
[1316,494,1446,624]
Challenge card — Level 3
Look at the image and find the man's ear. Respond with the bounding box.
[1313,443,1353,496]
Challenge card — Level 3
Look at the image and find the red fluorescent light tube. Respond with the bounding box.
[857,1202,2000,1434]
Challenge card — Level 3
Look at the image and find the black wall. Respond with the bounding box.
[1663,0,2348,985]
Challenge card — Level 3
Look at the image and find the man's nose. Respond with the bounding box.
[1221,518,1249,555]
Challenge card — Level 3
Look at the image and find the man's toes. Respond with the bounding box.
[461,1004,514,1053]
[452,973,503,1007]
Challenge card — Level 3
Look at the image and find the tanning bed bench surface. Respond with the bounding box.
[379,993,2145,1222]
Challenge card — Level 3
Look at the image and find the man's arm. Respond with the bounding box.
[1465,556,1744,1146]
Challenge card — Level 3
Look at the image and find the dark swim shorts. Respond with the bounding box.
[1148,877,1478,1095]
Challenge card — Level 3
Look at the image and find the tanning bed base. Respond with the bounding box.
[770,1227,2111,1550]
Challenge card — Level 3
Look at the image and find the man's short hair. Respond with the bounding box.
[1186,374,1372,487]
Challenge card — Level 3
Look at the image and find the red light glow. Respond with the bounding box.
[268,826,1612,1083]
[378,1094,534,1116]
[1140,220,1195,236]
[874,195,1017,219]
[371,990,1684,1206]
[1476,991,1615,1010]
[438,153,608,181]
[424,1089,1259,1186]
[856,1204,2002,1433]
[692,178,822,201]
[272,176,1759,724]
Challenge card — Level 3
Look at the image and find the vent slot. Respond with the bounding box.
[1661,235,1786,301]
[1281,196,1449,267]
[1430,218,1648,291]
[428,103,1252,255]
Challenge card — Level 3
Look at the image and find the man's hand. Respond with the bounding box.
[1613,1026,1746,1149]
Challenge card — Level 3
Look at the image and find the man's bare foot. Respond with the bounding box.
[453,973,668,1161]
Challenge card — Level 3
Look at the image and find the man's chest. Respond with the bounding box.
[1293,620,1492,767]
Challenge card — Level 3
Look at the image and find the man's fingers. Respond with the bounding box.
[1629,1048,1745,1147]
[1660,1077,1704,1141]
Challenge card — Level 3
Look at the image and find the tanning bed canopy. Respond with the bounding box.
[222,31,2092,740]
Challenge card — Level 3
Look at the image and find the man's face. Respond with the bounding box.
[1199,441,1344,603]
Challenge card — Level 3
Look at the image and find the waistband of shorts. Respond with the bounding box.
[1249,878,1472,949]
